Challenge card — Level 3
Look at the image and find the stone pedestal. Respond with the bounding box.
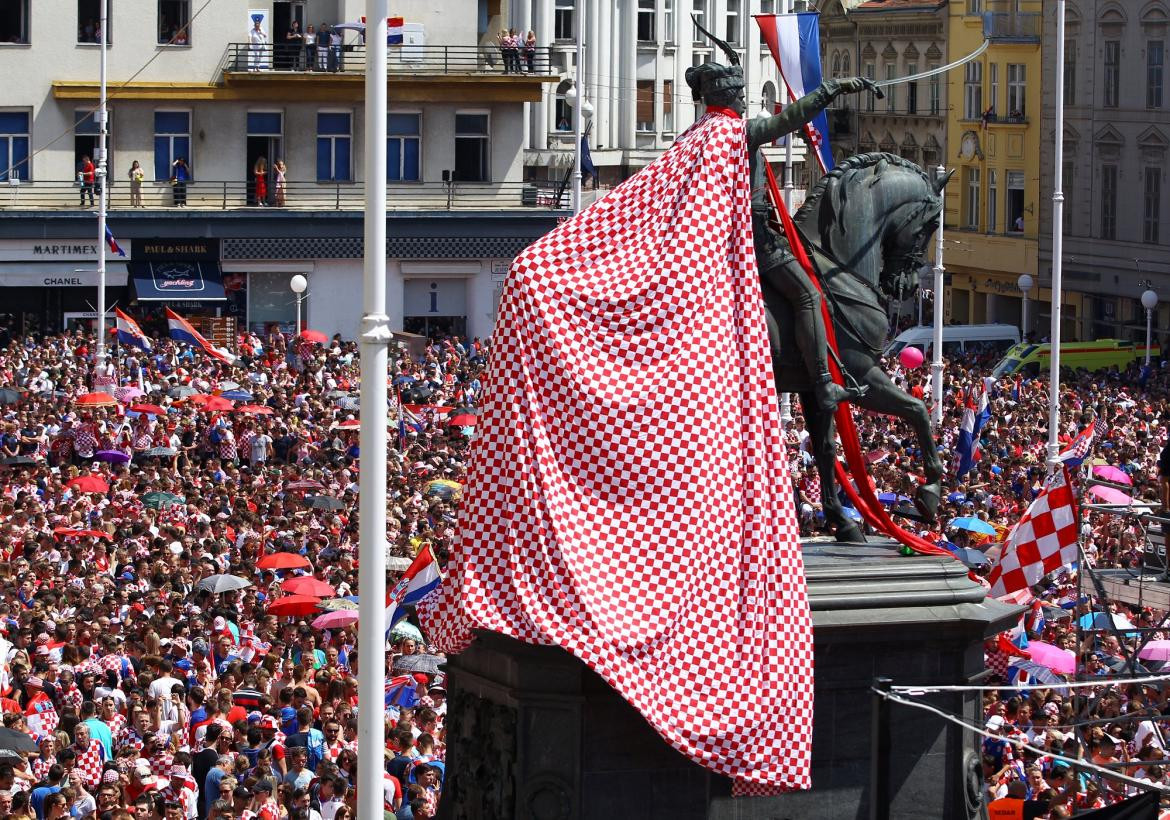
[436,541,1021,820]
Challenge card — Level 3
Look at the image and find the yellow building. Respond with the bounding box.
[940,0,1072,336]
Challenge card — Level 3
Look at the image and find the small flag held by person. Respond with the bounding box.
[1057,416,1107,467]
[387,16,404,44]
[115,308,152,352]
[385,545,442,629]
[165,307,238,366]
[105,225,126,258]
[988,467,1079,600]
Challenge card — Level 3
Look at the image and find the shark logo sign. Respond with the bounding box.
[152,262,204,293]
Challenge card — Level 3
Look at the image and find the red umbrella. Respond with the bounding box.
[76,392,117,407]
[180,394,212,405]
[449,413,477,427]
[66,475,109,494]
[129,404,167,416]
[281,577,336,597]
[197,396,235,412]
[256,552,312,571]
[236,404,274,415]
[266,595,323,618]
[53,527,110,540]
[300,329,329,344]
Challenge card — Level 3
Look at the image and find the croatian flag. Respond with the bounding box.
[25,691,59,739]
[384,675,419,711]
[165,308,238,366]
[115,308,152,352]
[1057,417,1105,467]
[388,16,404,45]
[385,546,442,628]
[955,379,993,477]
[755,12,834,173]
[105,225,126,258]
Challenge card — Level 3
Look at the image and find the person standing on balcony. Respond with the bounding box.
[273,160,287,207]
[254,157,268,206]
[248,17,268,72]
[78,156,96,208]
[496,30,509,73]
[523,31,536,73]
[303,25,316,71]
[317,24,330,71]
[127,161,144,208]
[171,157,189,207]
[329,26,342,72]
[285,20,303,70]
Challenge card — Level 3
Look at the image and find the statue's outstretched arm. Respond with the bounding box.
[746,77,879,152]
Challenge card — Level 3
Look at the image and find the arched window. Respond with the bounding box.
[831,52,841,78]
[842,52,851,75]
[762,80,777,112]
[554,79,573,132]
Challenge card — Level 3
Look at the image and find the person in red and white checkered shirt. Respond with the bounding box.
[159,764,198,820]
[70,722,106,791]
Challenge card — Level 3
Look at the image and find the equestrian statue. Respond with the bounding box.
[691,21,953,543]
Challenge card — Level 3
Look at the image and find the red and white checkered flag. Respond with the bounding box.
[988,467,1079,599]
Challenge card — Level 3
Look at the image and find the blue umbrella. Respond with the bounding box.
[877,492,911,505]
[221,389,253,401]
[949,516,997,536]
[393,376,416,386]
[842,505,863,522]
[946,492,968,503]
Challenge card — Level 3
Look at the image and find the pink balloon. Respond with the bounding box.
[898,346,925,369]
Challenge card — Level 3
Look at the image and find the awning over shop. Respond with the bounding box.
[0,263,129,287]
[130,261,225,301]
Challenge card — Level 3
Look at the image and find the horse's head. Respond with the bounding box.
[795,152,952,301]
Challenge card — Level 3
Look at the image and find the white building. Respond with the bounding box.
[513,0,811,188]
[0,0,560,342]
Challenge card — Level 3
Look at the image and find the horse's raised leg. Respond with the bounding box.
[800,391,865,543]
[851,367,942,522]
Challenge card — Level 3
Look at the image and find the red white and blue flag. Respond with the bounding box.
[165,308,238,366]
[385,546,442,628]
[115,308,151,352]
[956,378,994,477]
[388,16,404,44]
[25,691,59,739]
[1057,417,1106,468]
[755,12,834,173]
[105,225,126,258]
[384,674,419,712]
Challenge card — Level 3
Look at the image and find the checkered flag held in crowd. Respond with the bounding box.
[988,467,1079,600]
[1056,416,1108,468]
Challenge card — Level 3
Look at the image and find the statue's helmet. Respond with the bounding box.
[685,15,744,105]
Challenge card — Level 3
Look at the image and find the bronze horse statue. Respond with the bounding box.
[765,152,954,543]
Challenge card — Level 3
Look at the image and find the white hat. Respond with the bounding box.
[985,715,1005,731]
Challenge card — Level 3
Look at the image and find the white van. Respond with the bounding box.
[884,324,1021,359]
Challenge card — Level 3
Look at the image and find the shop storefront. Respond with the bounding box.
[127,239,245,344]
[402,272,470,339]
[0,240,131,337]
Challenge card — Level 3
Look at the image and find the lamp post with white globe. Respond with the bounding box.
[1143,289,1159,366]
[290,274,308,337]
[1017,273,1033,342]
[564,75,594,214]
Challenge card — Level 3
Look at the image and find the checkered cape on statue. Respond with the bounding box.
[418,110,814,793]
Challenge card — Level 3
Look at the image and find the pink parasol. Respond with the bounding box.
[1025,640,1076,674]
[311,610,359,630]
[1092,465,1132,486]
[1138,640,1170,662]
[1089,484,1134,505]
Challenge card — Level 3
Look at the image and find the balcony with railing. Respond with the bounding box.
[982,11,1041,42]
[0,179,571,212]
[221,43,555,77]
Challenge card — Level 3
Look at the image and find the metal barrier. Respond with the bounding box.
[0,179,570,211]
[223,43,555,75]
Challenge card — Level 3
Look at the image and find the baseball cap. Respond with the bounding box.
[985,715,1005,731]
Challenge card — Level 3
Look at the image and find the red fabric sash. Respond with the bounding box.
[705,106,742,119]
[762,161,953,560]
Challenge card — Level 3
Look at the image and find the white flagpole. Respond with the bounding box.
[94,0,109,387]
[357,2,389,820]
[931,165,946,428]
[572,0,584,213]
[781,0,793,211]
[1046,0,1066,470]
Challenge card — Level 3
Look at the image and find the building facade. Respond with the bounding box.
[819,0,948,173]
[0,0,560,341]
[941,0,1046,332]
[1037,0,1170,345]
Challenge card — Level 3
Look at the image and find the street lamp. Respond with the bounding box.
[290,274,308,336]
[564,74,594,215]
[1142,289,1159,366]
[1017,273,1033,342]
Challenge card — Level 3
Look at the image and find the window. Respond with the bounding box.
[964,61,982,119]
[453,112,489,182]
[388,113,420,182]
[929,64,941,114]
[1006,171,1024,232]
[0,1,30,44]
[663,80,674,131]
[636,81,655,131]
[966,0,981,12]
[842,52,851,75]
[153,110,189,181]
[1064,40,1076,105]
[1145,168,1161,244]
[75,109,109,183]
[987,169,997,233]
[725,0,740,46]
[1149,41,1164,108]
[638,0,655,43]
[759,0,774,44]
[1007,63,1025,118]
[1101,164,1117,240]
[906,63,918,114]
[0,111,29,181]
[885,64,896,111]
[1104,41,1119,108]
[315,111,351,182]
[554,0,573,41]
[692,0,708,45]
[158,0,190,44]
[964,167,980,229]
[77,0,110,43]
[664,0,675,44]
[988,62,999,115]
[553,79,572,131]
[865,62,875,112]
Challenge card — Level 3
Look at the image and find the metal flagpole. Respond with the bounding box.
[931,165,946,428]
[94,0,109,386]
[357,2,390,820]
[1046,0,1066,470]
[778,0,794,427]
[572,0,584,213]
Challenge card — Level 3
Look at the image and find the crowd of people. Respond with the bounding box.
[0,317,1168,817]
